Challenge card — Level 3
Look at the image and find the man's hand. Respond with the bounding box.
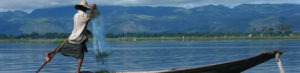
[88,4,97,17]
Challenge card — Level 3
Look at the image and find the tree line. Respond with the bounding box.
[0,31,298,39]
[0,24,296,39]
[0,32,70,39]
[252,24,293,37]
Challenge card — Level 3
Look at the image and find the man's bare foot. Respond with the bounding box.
[45,53,51,62]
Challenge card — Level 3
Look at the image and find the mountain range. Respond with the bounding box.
[1,4,300,34]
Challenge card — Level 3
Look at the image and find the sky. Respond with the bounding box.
[0,0,300,13]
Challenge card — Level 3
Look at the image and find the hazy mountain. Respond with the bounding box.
[1,4,300,34]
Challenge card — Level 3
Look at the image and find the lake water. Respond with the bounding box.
[0,40,299,73]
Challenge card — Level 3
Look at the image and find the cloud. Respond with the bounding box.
[0,0,300,13]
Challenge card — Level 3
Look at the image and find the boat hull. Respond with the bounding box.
[115,50,283,73]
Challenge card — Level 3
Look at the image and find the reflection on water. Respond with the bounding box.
[0,40,299,73]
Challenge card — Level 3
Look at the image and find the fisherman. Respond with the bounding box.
[45,0,94,73]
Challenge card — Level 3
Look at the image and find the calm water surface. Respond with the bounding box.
[0,40,299,73]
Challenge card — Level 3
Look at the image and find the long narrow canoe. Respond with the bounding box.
[115,50,283,73]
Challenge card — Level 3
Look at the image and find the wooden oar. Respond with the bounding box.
[36,39,67,73]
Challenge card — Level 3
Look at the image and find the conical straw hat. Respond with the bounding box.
[75,0,90,9]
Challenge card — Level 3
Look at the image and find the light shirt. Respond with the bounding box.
[68,10,91,44]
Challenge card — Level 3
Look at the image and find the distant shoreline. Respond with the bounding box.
[1,36,300,44]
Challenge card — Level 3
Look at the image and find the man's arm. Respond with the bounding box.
[83,4,97,24]
[83,4,96,36]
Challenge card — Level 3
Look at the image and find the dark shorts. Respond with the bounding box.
[59,41,88,59]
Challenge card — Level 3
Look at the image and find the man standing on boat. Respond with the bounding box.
[45,0,94,73]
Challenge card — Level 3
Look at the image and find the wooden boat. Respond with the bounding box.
[114,50,283,73]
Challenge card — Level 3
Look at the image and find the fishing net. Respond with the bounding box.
[91,6,109,64]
